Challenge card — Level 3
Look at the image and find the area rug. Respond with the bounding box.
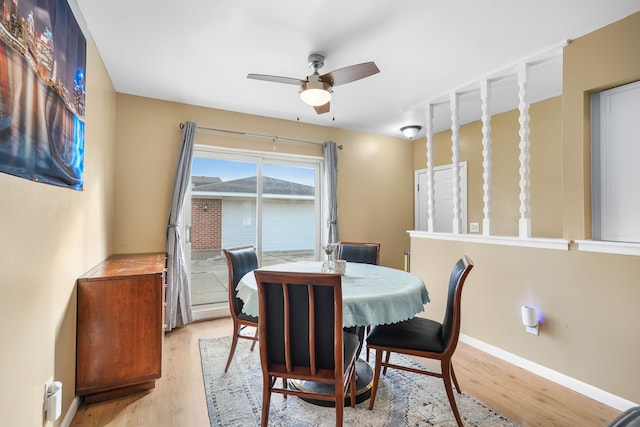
[199,336,518,427]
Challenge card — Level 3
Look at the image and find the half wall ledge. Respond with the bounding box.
[408,230,570,251]
[575,240,640,257]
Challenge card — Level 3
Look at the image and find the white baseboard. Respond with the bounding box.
[459,334,638,412]
[60,396,80,427]
[191,306,229,322]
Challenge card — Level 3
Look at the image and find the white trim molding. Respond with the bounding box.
[460,334,638,412]
[192,305,230,322]
[408,230,569,250]
[60,396,80,427]
[576,240,640,257]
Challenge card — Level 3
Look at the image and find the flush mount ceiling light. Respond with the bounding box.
[400,125,422,139]
[300,74,332,107]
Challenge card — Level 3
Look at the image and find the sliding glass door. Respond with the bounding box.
[187,147,322,318]
[261,162,317,266]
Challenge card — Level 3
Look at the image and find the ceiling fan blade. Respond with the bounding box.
[320,62,379,86]
[314,102,330,114]
[247,73,305,85]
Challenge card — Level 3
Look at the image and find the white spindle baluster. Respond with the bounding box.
[480,80,492,236]
[517,64,531,238]
[425,104,435,232]
[450,93,461,234]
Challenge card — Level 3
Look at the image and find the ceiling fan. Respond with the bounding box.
[247,54,380,114]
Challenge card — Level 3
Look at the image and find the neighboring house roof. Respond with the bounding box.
[196,176,314,196]
[192,176,222,188]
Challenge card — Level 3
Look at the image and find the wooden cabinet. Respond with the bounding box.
[76,252,166,403]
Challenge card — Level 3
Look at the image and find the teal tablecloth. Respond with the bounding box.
[237,261,430,328]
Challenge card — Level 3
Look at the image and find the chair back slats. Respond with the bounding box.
[307,284,317,375]
[338,241,381,265]
[333,296,343,379]
[256,271,342,376]
[282,282,292,373]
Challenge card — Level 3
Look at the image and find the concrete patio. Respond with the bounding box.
[190,249,315,310]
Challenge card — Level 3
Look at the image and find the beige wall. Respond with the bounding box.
[114,94,414,268]
[0,43,116,425]
[411,12,640,404]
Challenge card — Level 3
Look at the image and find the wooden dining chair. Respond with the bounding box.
[337,240,381,361]
[222,246,259,372]
[254,270,359,427]
[366,255,474,427]
[337,241,381,265]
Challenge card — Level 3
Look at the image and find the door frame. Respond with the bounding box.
[187,145,324,321]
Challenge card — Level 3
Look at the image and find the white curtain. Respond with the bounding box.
[165,121,196,331]
[324,141,339,243]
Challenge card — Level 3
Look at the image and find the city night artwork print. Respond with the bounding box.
[0,0,86,190]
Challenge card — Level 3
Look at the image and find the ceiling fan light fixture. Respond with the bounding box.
[400,125,422,139]
[300,79,332,107]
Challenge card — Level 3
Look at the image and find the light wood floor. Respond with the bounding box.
[71,317,620,426]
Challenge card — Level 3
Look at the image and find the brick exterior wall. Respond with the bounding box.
[191,198,222,249]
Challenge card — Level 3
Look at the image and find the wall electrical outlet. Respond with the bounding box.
[469,222,479,233]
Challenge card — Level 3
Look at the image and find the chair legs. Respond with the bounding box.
[365,325,371,362]
[250,327,258,351]
[224,325,240,373]
[368,349,463,427]
[450,362,461,394]
[368,349,384,410]
[224,323,258,372]
[261,373,272,427]
[383,350,390,375]
[335,382,344,427]
[335,364,357,427]
[442,361,463,427]
[350,368,356,408]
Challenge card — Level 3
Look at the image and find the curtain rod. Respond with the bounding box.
[179,123,343,150]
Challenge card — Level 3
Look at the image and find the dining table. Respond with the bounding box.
[237,260,430,404]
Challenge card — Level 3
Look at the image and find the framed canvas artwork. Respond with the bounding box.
[0,0,86,190]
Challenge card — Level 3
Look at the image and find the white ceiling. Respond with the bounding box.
[71,0,640,139]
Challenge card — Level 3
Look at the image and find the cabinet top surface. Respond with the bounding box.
[78,253,166,281]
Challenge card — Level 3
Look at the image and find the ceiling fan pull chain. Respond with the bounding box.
[332,92,336,121]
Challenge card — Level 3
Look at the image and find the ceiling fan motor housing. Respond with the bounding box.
[307,54,325,72]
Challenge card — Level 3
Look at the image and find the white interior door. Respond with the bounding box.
[415,162,467,233]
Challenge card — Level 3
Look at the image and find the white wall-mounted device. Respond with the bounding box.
[45,381,62,421]
[521,305,539,335]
